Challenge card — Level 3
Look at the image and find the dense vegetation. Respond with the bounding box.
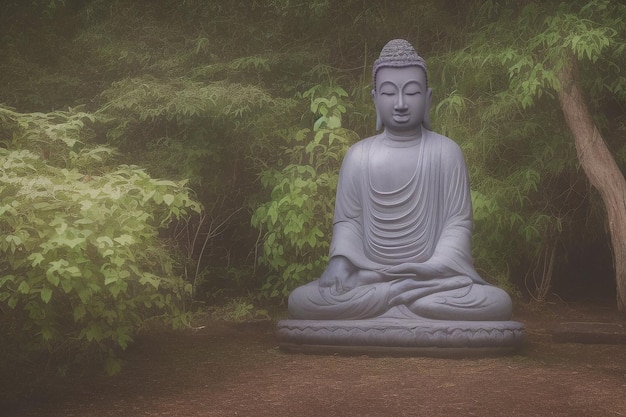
[1,0,625,373]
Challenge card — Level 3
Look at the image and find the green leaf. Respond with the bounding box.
[139,275,160,289]
[152,191,163,204]
[162,194,175,206]
[117,331,133,350]
[17,280,30,294]
[73,304,86,322]
[0,275,16,289]
[104,274,118,285]
[29,253,45,267]
[96,236,114,248]
[40,287,53,303]
[104,357,122,376]
[61,278,73,293]
[83,323,103,342]
[40,326,54,341]
[113,234,135,246]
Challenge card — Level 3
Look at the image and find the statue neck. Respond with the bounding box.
[383,127,424,146]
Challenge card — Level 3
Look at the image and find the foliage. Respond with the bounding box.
[99,76,285,131]
[1,0,626,312]
[251,86,358,299]
[96,75,294,184]
[92,73,300,296]
[429,0,626,297]
[0,107,201,374]
[0,0,467,301]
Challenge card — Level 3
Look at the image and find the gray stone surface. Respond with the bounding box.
[278,318,524,349]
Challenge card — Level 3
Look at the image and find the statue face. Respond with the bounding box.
[373,66,429,135]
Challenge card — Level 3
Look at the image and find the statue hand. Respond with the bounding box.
[319,257,384,293]
[384,262,425,277]
[339,269,384,292]
[319,256,354,289]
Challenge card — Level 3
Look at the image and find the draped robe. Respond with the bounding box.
[288,130,511,321]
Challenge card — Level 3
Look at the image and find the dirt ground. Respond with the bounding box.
[3,301,626,417]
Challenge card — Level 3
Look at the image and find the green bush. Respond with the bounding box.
[251,86,358,299]
[0,107,201,374]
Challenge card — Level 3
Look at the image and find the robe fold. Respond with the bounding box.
[331,130,485,283]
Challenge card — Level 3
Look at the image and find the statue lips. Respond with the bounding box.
[392,113,410,123]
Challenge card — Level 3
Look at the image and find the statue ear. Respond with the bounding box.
[423,87,433,130]
[372,89,383,131]
[375,109,383,131]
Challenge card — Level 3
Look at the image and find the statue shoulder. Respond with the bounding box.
[348,135,378,151]
[426,130,465,158]
[343,135,379,161]
[426,130,461,151]
[425,130,468,170]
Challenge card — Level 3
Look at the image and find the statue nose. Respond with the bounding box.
[395,94,407,110]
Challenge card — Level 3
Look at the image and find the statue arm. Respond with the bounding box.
[427,141,486,284]
[327,141,371,267]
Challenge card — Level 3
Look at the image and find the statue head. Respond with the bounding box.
[372,39,432,133]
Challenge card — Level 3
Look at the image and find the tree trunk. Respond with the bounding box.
[557,58,626,311]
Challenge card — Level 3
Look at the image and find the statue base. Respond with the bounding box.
[277,318,524,355]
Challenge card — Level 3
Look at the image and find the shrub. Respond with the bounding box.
[0,107,201,374]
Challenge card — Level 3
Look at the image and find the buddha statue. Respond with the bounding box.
[278,40,523,350]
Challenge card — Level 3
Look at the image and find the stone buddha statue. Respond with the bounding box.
[278,40,523,350]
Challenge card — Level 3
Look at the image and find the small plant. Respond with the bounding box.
[208,297,270,322]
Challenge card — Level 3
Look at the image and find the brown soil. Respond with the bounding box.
[3,301,626,417]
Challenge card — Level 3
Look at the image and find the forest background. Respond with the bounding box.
[1,0,625,375]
